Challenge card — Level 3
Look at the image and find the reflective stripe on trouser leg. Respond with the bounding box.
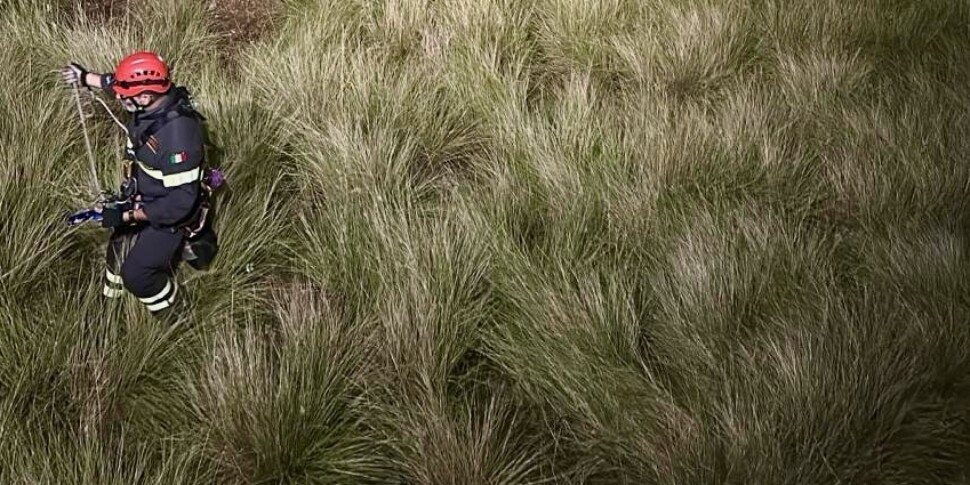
[103,269,125,298]
[140,279,178,312]
[105,228,139,299]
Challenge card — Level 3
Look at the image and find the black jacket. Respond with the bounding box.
[103,83,204,228]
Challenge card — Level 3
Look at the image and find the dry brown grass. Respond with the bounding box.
[206,0,282,65]
[77,0,132,21]
[74,0,282,67]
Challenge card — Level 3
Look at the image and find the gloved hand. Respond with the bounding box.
[100,205,125,228]
[62,62,88,87]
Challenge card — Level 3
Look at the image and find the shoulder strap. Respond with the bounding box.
[131,86,205,150]
[133,111,177,150]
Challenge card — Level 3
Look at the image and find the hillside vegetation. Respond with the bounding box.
[2,0,970,483]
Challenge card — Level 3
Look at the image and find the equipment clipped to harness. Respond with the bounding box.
[180,168,224,271]
[66,190,130,227]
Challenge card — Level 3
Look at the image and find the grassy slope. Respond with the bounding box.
[1,0,970,483]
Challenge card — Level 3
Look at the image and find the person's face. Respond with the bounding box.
[118,92,156,112]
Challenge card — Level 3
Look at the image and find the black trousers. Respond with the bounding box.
[103,224,184,314]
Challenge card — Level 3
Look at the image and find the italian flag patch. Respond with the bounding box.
[169,152,187,164]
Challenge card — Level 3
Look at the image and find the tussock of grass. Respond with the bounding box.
[3,0,970,482]
[186,282,387,483]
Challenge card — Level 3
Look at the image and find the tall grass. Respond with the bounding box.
[2,0,970,482]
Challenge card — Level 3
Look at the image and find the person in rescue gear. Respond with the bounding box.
[62,51,209,325]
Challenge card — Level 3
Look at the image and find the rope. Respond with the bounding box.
[72,81,101,196]
[88,91,128,135]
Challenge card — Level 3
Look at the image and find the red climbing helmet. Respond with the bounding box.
[112,51,171,97]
